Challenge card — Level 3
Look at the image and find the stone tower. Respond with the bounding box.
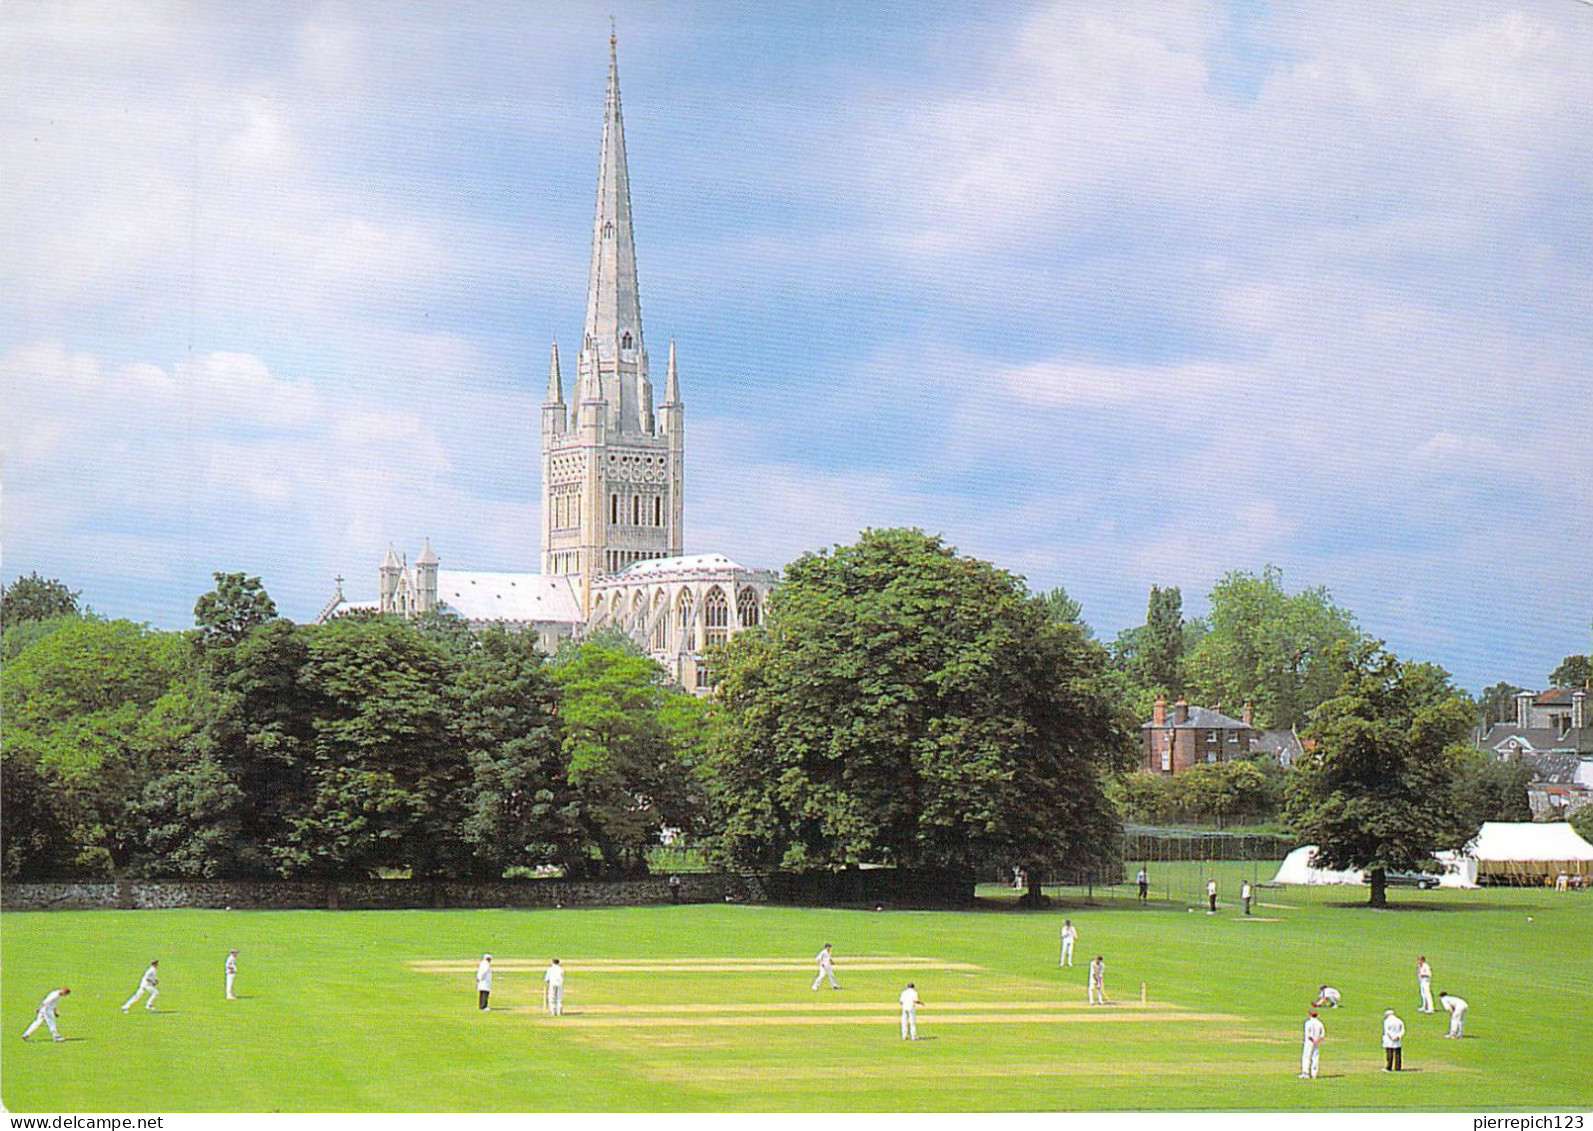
[542,32,683,615]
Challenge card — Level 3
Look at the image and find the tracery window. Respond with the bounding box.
[704,587,728,647]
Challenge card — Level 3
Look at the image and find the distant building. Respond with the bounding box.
[1253,725,1306,769]
[1141,698,1255,774]
[317,36,776,692]
[1476,688,1593,818]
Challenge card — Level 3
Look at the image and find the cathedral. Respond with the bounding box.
[319,34,776,691]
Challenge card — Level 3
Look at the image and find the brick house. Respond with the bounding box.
[1141,697,1255,774]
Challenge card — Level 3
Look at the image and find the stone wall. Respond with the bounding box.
[0,873,762,912]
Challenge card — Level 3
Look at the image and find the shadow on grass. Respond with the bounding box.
[1319,900,1549,912]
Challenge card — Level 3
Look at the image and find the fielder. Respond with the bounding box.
[1207,878,1218,914]
[1416,956,1434,1012]
[476,954,493,1011]
[1088,955,1106,1005]
[812,943,839,990]
[1313,985,1341,1009]
[1059,919,1078,967]
[544,958,564,1016]
[899,982,922,1040]
[21,987,70,1042]
[1439,991,1467,1038]
[1241,880,1253,915]
[1299,1010,1325,1078]
[121,960,160,1012]
[225,949,238,1000]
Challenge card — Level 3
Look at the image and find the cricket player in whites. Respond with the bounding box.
[1416,956,1434,1012]
[899,982,922,1040]
[1439,991,1467,1038]
[812,943,840,990]
[225,949,239,1000]
[1300,1010,1325,1078]
[122,960,160,1012]
[22,987,70,1041]
[1088,955,1107,1005]
[1059,919,1078,967]
[544,959,565,1016]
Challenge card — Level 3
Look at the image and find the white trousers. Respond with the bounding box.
[900,1006,917,1040]
[22,1010,60,1040]
[546,984,563,1015]
[1418,979,1433,1012]
[1447,1008,1465,1037]
[1300,1042,1319,1077]
[812,966,838,990]
[123,985,158,1011]
[226,973,236,999]
[1089,981,1105,1005]
[1060,941,1075,967]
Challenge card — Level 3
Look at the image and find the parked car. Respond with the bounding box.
[1370,869,1441,890]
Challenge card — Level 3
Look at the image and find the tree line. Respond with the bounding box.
[4,535,1579,905]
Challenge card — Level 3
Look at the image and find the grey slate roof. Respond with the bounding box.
[1481,723,1593,756]
[1520,753,1584,785]
[1142,705,1249,730]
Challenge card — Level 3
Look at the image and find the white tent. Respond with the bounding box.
[1432,850,1477,889]
[1465,821,1593,883]
[1271,845,1365,886]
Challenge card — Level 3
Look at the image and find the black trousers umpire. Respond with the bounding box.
[1384,1046,1402,1071]
[479,990,490,1011]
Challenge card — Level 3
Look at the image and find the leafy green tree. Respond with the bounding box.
[1186,566,1359,729]
[1,619,196,875]
[1141,585,1186,696]
[1569,806,1593,845]
[1037,586,1094,639]
[1,747,75,878]
[457,629,569,876]
[1172,760,1280,828]
[281,617,472,879]
[703,528,1131,895]
[2,572,81,631]
[193,572,277,645]
[1284,639,1476,906]
[550,641,706,876]
[1451,753,1532,827]
[1477,681,1525,728]
[1549,654,1592,690]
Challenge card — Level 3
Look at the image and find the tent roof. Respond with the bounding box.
[1467,821,1593,863]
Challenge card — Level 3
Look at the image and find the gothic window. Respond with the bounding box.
[603,221,614,239]
[676,590,696,652]
[737,587,761,629]
[621,331,633,349]
[611,494,619,524]
[695,665,713,690]
[704,587,728,647]
[651,592,667,651]
[633,495,640,525]
[654,496,662,527]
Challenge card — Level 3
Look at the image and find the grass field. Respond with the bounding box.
[4,887,1591,1112]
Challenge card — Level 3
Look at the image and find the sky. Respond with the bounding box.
[2,1,1590,695]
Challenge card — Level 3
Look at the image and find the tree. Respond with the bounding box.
[550,641,706,875]
[1477,681,1525,728]
[1569,806,1593,845]
[1548,654,1592,690]
[1185,566,1359,729]
[1451,753,1532,828]
[193,572,277,646]
[703,528,1131,895]
[2,572,81,631]
[457,629,569,876]
[1036,586,1093,639]
[1141,585,1186,696]
[1284,639,1476,906]
[280,617,472,879]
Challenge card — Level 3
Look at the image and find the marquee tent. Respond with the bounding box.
[1271,845,1365,886]
[1465,821,1593,883]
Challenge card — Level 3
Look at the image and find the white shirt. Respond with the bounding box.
[1319,987,1340,1005]
[1061,925,1077,942]
[1089,960,1105,986]
[1241,883,1252,898]
[816,948,833,969]
[1207,881,1217,895]
[38,990,64,1014]
[1441,995,1467,1014]
[1304,1017,1325,1044]
[898,987,919,1010]
[1382,1014,1405,1047]
[1418,962,1431,980]
[225,954,237,975]
[476,960,492,991]
[544,964,564,988]
[1136,871,1147,883]
[140,965,159,988]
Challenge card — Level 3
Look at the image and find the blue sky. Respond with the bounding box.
[3,1,1590,694]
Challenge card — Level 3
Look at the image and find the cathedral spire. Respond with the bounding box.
[581,30,644,371]
[664,338,680,404]
[546,341,564,405]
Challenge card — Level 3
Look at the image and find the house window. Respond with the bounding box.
[1206,730,1218,743]
[1206,752,1217,764]
[1160,744,1171,772]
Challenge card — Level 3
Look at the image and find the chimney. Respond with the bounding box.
[1174,698,1189,726]
[1515,690,1535,729]
[1242,701,1255,728]
[1152,696,1167,727]
[1575,691,1589,732]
